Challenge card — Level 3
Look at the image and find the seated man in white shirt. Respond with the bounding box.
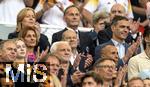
[128,27,150,80]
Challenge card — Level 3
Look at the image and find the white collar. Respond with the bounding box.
[66,27,78,32]
[69,51,78,65]
[111,39,125,46]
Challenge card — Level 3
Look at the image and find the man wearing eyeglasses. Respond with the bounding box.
[93,58,116,87]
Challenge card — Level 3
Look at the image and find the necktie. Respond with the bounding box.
[75,30,80,46]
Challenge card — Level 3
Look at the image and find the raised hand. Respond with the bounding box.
[84,54,93,69]
[43,1,54,12]
[123,38,140,63]
[56,2,64,12]
[114,65,128,87]
[35,46,49,63]
[71,70,85,84]
[129,18,140,34]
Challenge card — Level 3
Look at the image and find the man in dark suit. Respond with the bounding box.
[61,30,94,87]
[95,16,140,67]
[97,3,134,45]
[52,5,95,56]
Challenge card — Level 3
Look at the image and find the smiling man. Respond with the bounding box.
[0,39,17,62]
[95,15,138,68]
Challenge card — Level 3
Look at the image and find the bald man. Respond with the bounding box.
[100,45,119,64]
[109,3,127,21]
[62,30,93,71]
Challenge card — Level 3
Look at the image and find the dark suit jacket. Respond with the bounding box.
[8,32,50,53]
[97,26,135,45]
[97,27,112,44]
[88,30,98,48]
[52,28,95,56]
[94,40,130,67]
[66,55,87,87]
[0,39,2,42]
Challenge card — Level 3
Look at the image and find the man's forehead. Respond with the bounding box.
[102,45,116,52]
[58,44,69,48]
[105,45,116,49]
[64,31,76,37]
[111,4,125,12]
[100,60,115,65]
[3,41,16,47]
[65,7,79,14]
[4,41,15,45]
[111,7,124,11]
[47,56,58,61]
[117,20,129,24]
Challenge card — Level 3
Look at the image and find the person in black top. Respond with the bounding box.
[8,7,50,53]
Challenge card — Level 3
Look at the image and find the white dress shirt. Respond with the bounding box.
[112,39,125,59]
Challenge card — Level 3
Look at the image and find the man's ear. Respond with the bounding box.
[111,25,115,32]
[0,50,2,59]
[144,36,150,43]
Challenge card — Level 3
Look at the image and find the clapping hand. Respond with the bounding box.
[114,65,128,87]
[35,46,49,63]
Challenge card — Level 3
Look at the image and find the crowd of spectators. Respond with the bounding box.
[0,0,150,87]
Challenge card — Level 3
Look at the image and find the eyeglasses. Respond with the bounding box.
[96,65,115,69]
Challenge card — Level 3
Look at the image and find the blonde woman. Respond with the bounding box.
[8,7,50,53]
[12,38,27,71]
[14,38,27,63]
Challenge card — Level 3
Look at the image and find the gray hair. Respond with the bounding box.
[50,41,71,53]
